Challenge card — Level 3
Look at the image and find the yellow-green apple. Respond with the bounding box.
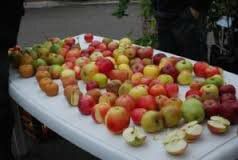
[136,95,157,110]
[161,64,179,80]
[91,103,111,124]
[86,81,98,91]
[131,72,144,85]
[124,47,136,59]
[116,55,129,65]
[95,58,114,75]
[181,121,203,142]
[205,66,220,78]
[193,61,209,77]
[49,64,63,79]
[119,37,132,47]
[207,116,230,134]
[106,80,122,95]
[129,85,148,100]
[64,85,82,106]
[163,130,187,155]
[200,84,219,101]
[108,69,129,82]
[105,106,130,134]
[78,95,96,115]
[155,95,169,109]
[219,84,236,95]
[163,97,183,110]
[141,111,164,133]
[75,57,90,68]
[80,63,99,82]
[32,58,47,69]
[115,95,135,112]
[161,105,181,127]
[175,60,193,72]
[205,74,224,87]
[99,92,117,106]
[118,64,130,71]
[90,51,103,61]
[177,70,193,85]
[84,33,94,43]
[86,88,101,103]
[48,53,64,65]
[122,127,146,147]
[142,58,153,65]
[118,81,133,96]
[50,43,61,53]
[143,65,159,79]
[92,73,108,88]
[181,98,205,123]
[102,37,112,45]
[157,74,174,85]
[131,108,147,125]
[203,99,221,118]
[107,41,119,51]
[61,69,76,79]
[152,53,166,65]
[149,84,167,97]
[165,83,179,98]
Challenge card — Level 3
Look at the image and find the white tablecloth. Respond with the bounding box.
[9,34,238,160]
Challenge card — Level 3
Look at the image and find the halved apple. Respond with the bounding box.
[122,127,146,147]
[207,116,230,134]
[163,130,187,155]
[181,121,203,142]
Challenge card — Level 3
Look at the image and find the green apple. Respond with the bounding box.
[47,53,64,65]
[119,37,132,48]
[122,127,146,147]
[129,85,148,99]
[204,74,224,87]
[118,81,133,96]
[161,105,181,127]
[36,46,50,59]
[181,98,205,123]
[141,111,164,133]
[157,74,174,85]
[92,73,108,88]
[175,60,193,72]
[49,64,63,79]
[80,62,99,82]
[143,65,159,78]
[50,43,61,53]
[90,51,103,61]
[32,58,47,69]
[24,47,38,60]
[177,70,193,85]
[42,40,52,49]
[200,84,219,101]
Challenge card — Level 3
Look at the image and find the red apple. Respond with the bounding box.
[219,84,236,96]
[102,50,113,57]
[149,84,167,97]
[84,33,94,43]
[62,62,74,69]
[131,108,147,125]
[205,66,220,78]
[136,95,157,110]
[80,49,90,57]
[64,37,76,46]
[149,79,161,87]
[193,61,209,77]
[99,92,117,106]
[95,58,114,75]
[165,83,179,98]
[190,79,204,90]
[137,47,153,59]
[220,93,236,103]
[78,95,96,115]
[152,53,166,65]
[90,40,101,48]
[91,103,111,124]
[140,77,153,86]
[73,65,81,80]
[66,48,81,59]
[86,88,101,103]
[161,64,179,80]
[131,63,144,73]
[203,99,221,118]
[115,95,135,113]
[96,43,107,52]
[86,81,98,91]
[108,70,128,82]
[107,41,119,51]
[87,46,95,54]
[185,89,202,98]
[130,57,143,66]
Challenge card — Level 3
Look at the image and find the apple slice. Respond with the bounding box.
[207,116,230,134]
[181,121,203,142]
[122,127,146,147]
[163,130,187,155]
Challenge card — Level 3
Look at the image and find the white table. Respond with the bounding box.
[10,34,238,160]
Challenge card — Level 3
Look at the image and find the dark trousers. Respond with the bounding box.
[157,8,207,61]
[0,16,22,160]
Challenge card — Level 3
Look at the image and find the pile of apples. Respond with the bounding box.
[9,33,238,156]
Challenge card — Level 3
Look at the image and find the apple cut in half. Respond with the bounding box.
[207,116,230,134]
[163,130,187,155]
[181,121,203,142]
[122,127,146,147]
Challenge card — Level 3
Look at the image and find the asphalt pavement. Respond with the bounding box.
[18,3,142,160]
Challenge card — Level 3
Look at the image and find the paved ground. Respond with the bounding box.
[18,4,142,160]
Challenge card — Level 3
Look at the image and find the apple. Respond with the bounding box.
[163,97,183,110]
[98,92,117,106]
[107,41,119,51]
[177,70,193,85]
[116,55,129,65]
[19,64,34,78]
[200,84,219,101]
[152,53,166,65]
[136,95,157,110]
[181,121,203,142]
[137,47,153,59]
[108,69,128,82]
[115,95,135,112]
[92,73,108,88]
[220,101,238,124]
[86,81,98,91]
[62,61,74,70]
[157,74,174,85]
[90,51,103,61]
[205,74,224,87]
[203,99,221,118]
[190,78,205,90]
[131,72,144,85]
[139,77,153,86]
[106,80,122,95]
[60,76,77,88]
[219,84,236,96]
[165,83,179,98]
[124,47,137,59]
[32,58,47,69]
[39,77,52,92]
[163,130,187,155]
[155,95,169,109]
[47,53,64,65]
[105,106,130,134]
[131,108,147,125]
[130,57,143,66]
[207,116,230,134]
[205,66,220,77]
[102,50,112,57]
[86,46,95,55]
[129,85,148,100]
[35,70,51,82]
[142,58,153,65]
[49,65,63,79]
[131,63,144,73]
[161,64,179,80]
[64,85,82,106]
[161,105,181,127]
[220,93,236,103]
[96,43,107,52]
[175,60,193,72]
[193,61,209,77]
[122,127,146,147]
[181,98,205,123]
[64,37,75,46]
[66,48,81,59]
[44,81,59,97]
[90,40,101,48]
[149,84,167,97]
[86,88,101,103]
[185,89,202,98]
[78,95,96,115]
[84,33,94,43]
[91,103,111,124]
[118,81,133,96]
[141,111,164,133]
[80,63,99,82]
[102,37,112,45]
[75,57,90,68]
[143,65,159,78]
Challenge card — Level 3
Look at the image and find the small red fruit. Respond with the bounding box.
[84,33,94,43]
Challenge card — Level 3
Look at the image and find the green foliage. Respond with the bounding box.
[112,0,130,18]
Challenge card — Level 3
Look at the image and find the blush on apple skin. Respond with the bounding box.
[152,53,166,65]
[86,81,99,91]
[115,95,136,113]
[165,83,179,98]
[131,108,147,125]
[193,61,209,77]
[136,95,157,110]
[78,95,96,115]
[185,89,202,98]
